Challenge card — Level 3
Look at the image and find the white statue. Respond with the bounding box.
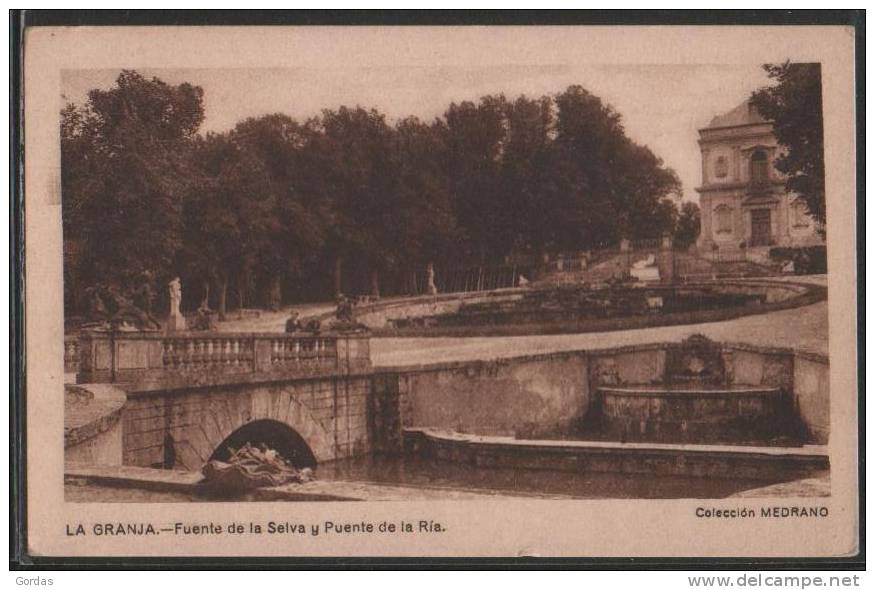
[169,277,182,316]
[426,263,438,295]
[167,277,187,331]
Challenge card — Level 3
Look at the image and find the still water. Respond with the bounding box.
[66,454,802,502]
[319,454,797,498]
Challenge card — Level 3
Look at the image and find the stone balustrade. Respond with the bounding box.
[64,335,80,374]
[75,330,369,391]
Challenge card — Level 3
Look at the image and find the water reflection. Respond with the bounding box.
[319,453,797,499]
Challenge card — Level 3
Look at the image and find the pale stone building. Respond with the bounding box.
[695,99,823,256]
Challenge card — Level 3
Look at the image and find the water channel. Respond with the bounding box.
[65,453,817,503]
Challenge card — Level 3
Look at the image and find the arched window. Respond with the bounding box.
[750,150,769,185]
[792,200,811,228]
[714,156,728,179]
[713,204,733,234]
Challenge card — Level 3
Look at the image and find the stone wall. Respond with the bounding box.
[793,354,830,444]
[65,383,127,466]
[65,416,124,466]
[378,352,592,438]
[351,290,525,330]
[121,375,373,470]
[380,340,829,445]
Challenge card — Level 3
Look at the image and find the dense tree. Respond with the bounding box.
[307,107,399,295]
[231,115,326,308]
[550,86,680,249]
[442,97,509,263]
[750,63,825,228]
[63,71,690,316]
[62,70,204,314]
[674,201,702,249]
[389,117,459,274]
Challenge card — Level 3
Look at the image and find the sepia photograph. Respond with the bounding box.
[60,62,831,503]
[16,20,860,560]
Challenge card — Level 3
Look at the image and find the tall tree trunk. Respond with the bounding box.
[333,255,343,296]
[370,270,380,298]
[201,281,210,309]
[237,273,245,319]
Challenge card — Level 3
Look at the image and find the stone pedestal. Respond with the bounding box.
[658,233,675,283]
[166,313,188,332]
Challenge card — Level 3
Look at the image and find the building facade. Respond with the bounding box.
[695,100,823,255]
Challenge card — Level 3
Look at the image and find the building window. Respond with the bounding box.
[792,200,811,228]
[714,204,733,234]
[750,150,769,185]
[714,156,728,179]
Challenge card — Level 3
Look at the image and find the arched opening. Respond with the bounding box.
[209,419,318,469]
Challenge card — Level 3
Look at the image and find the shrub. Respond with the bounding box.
[768,246,827,274]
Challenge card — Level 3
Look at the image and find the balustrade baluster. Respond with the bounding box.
[164,341,175,369]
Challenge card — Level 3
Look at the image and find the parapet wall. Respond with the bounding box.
[377,339,829,445]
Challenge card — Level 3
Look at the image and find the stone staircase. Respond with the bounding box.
[537,249,779,285]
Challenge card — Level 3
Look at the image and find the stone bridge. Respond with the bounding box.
[70,331,380,471]
[66,330,829,479]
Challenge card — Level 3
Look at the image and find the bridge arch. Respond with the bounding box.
[208,419,318,469]
[169,390,336,471]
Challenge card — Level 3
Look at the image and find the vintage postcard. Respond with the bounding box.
[20,23,859,559]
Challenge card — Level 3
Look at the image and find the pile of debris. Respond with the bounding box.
[201,442,314,491]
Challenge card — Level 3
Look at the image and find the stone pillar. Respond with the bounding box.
[732,145,741,182]
[733,198,745,247]
[336,334,372,374]
[253,338,274,373]
[77,331,113,383]
[658,233,675,283]
[698,194,713,251]
[700,147,710,186]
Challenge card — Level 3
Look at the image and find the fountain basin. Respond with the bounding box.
[597,384,790,444]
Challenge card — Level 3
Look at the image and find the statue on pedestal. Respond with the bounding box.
[166,277,188,332]
[426,263,438,296]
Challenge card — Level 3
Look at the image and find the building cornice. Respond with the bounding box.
[695,179,785,194]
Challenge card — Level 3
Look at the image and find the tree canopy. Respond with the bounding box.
[750,63,825,228]
[62,70,685,316]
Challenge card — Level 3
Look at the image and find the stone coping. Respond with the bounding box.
[64,463,502,501]
[405,428,829,460]
[597,384,782,396]
[64,384,126,448]
[122,363,376,397]
[363,279,826,339]
[79,329,369,340]
[374,339,828,376]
